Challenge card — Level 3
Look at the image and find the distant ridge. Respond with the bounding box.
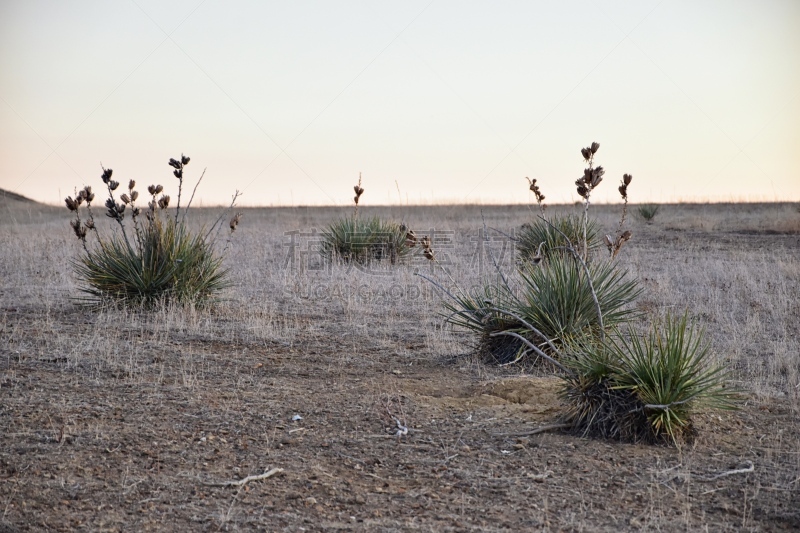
[0,188,37,204]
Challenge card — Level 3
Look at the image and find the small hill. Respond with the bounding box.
[0,188,37,204]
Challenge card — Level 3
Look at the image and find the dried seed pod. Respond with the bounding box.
[423,248,435,261]
[405,229,418,247]
[604,234,613,249]
[229,212,242,231]
[591,166,605,187]
[148,185,157,195]
[128,179,136,190]
[168,158,181,169]
[581,147,592,161]
[65,196,78,211]
[158,195,170,209]
[155,185,163,194]
[105,198,115,210]
[181,155,190,165]
[130,190,139,202]
[133,207,141,217]
[83,186,94,203]
[101,168,113,183]
[623,173,632,185]
[109,180,119,191]
[618,184,627,198]
[590,142,600,154]
[120,193,131,204]
[173,169,182,179]
[577,185,588,198]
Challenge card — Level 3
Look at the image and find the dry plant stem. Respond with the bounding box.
[207,190,242,241]
[537,215,605,341]
[204,467,284,487]
[175,172,183,221]
[415,273,459,302]
[581,153,594,259]
[490,331,572,375]
[697,462,754,482]
[182,168,206,224]
[106,182,134,253]
[617,196,629,237]
[491,423,573,438]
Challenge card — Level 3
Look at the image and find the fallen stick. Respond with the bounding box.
[697,461,754,482]
[491,423,572,438]
[204,468,284,487]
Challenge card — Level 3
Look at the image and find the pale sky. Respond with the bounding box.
[1,1,798,206]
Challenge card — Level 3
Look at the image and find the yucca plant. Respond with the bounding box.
[64,155,240,307]
[561,313,738,445]
[637,203,660,223]
[73,215,229,305]
[515,256,642,348]
[441,256,641,364]
[321,174,412,265]
[321,215,410,265]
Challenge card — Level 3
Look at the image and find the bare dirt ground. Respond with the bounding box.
[1,199,799,531]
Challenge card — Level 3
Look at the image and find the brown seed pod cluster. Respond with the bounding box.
[168,155,190,180]
[404,227,418,248]
[618,174,632,201]
[575,142,604,199]
[398,224,432,259]
[420,235,434,260]
[580,142,600,162]
[604,230,633,259]
[353,174,365,206]
[526,177,545,205]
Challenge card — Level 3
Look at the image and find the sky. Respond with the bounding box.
[1,0,798,207]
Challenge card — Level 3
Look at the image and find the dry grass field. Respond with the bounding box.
[1,193,799,531]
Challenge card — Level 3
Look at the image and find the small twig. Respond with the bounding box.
[414,272,460,303]
[203,467,284,487]
[488,226,518,242]
[182,168,206,223]
[206,190,242,241]
[491,423,572,438]
[696,462,754,482]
